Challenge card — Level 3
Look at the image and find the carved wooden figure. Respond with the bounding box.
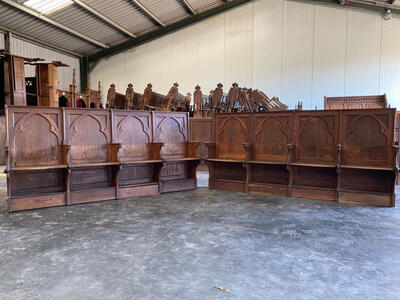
[125,83,135,110]
[107,84,116,108]
[193,85,203,118]
[141,83,153,110]
[226,83,239,112]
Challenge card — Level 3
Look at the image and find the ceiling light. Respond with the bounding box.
[24,0,72,14]
[384,9,392,21]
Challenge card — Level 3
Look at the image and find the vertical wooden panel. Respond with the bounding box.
[312,5,347,109]
[224,4,253,87]
[0,32,5,50]
[282,1,314,109]
[380,17,400,108]
[345,11,382,96]
[197,14,225,94]
[252,0,283,98]
[172,25,198,95]
[148,35,173,95]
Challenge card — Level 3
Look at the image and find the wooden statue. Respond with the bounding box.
[107,83,116,108]
[226,83,239,112]
[193,85,202,118]
[142,83,153,110]
[125,83,135,110]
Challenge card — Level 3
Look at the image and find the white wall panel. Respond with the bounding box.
[345,11,382,96]
[148,35,173,94]
[197,14,225,94]
[312,5,347,109]
[282,1,314,109]
[90,0,400,109]
[252,0,284,98]
[224,4,253,88]
[380,17,400,108]
[11,37,80,91]
[125,44,149,95]
[172,25,198,95]
[0,32,4,50]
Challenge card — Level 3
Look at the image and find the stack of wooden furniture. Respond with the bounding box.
[206,109,397,207]
[58,71,101,108]
[5,106,199,212]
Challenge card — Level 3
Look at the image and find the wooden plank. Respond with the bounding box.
[9,193,66,212]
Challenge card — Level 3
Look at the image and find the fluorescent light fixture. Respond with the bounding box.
[24,0,72,14]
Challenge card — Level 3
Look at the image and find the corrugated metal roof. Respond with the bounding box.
[0,0,231,56]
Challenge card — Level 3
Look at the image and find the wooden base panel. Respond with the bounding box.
[70,187,116,205]
[210,179,246,192]
[160,179,196,193]
[8,193,66,212]
[291,186,337,201]
[119,184,159,199]
[339,191,393,207]
[248,183,288,196]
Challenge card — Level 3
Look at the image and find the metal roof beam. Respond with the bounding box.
[182,0,196,14]
[88,0,252,62]
[130,0,165,27]
[72,0,137,38]
[1,0,108,48]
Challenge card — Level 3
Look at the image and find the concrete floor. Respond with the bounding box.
[1,172,400,300]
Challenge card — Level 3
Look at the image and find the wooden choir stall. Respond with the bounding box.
[5,106,199,212]
[206,109,397,207]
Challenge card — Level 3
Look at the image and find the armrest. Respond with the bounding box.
[242,143,253,161]
[393,145,399,172]
[337,144,342,168]
[286,144,293,164]
[4,145,10,173]
[204,142,216,159]
[187,142,200,158]
[61,144,71,166]
[109,143,122,162]
[150,142,164,160]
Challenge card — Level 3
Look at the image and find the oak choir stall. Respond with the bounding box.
[3,65,399,211]
[5,106,199,212]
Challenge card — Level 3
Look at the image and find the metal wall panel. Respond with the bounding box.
[148,35,173,94]
[282,1,314,109]
[380,17,400,108]
[312,5,347,109]
[252,0,284,99]
[0,32,4,50]
[90,0,400,109]
[224,4,253,88]
[125,44,150,94]
[172,24,198,97]
[345,11,382,96]
[11,36,80,91]
[197,14,225,94]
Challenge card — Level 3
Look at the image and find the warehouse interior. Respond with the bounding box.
[1,0,400,299]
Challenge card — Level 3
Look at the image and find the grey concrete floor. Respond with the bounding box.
[0,172,400,300]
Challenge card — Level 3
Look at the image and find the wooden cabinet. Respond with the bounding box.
[36,63,59,107]
[4,55,27,106]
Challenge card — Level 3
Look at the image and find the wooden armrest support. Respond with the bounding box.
[204,142,216,159]
[242,143,253,161]
[150,142,164,160]
[187,142,200,158]
[61,144,71,166]
[393,145,399,172]
[109,143,122,163]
